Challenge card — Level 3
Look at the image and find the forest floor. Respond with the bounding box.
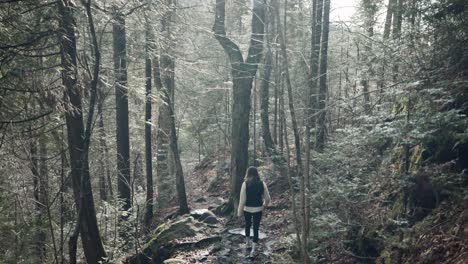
[137,154,467,264]
[150,154,298,264]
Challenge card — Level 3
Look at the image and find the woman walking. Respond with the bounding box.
[237,166,271,257]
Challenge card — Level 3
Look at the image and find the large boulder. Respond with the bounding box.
[126,216,221,264]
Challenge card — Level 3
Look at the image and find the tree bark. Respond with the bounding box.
[144,12,154,228]
[383,0,396,39]
[360,0,377,115]
[213,0,265,214]
[315,0,330,152]
[97,91,107,202]
[57,0,107,262]
[303,0,322,260]
[167,92,190,214]
[30,135,45,263]
[259,5,275,155]
[97,88,113,200]
[113,8,131,211]
[156,0,176,208]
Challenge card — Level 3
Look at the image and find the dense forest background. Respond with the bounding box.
[0,0,467,263]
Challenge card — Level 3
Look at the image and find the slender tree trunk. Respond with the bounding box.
[392,0,404,82]
[213,0,265,214]
[274,2,308,260]
[59,128,65,264]
[113,9,131,211]
[38,133,48,262]
[303,0,322,259]
[58,0,106,262]
[144,13,154,227]
[278,69,284,153]
[97,91,107,202]
[253,78,257,163]
[283,105,302,257]
[97,89,113,200]
[260,5,275,155]
[167,93,189,214]
[360,0,377,115]
[380,0,396,99]
[30,136,45,263]
[273,0,303,180]
[383,0,395,39]
[315,0,331,152]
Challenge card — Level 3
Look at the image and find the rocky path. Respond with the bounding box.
[127,157,295,263]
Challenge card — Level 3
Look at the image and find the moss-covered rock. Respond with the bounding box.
[126,216,220,264]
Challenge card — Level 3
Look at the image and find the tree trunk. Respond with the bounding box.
[113,9,131,211]
[392,0,404,82]
[383,0,396,39]
[273,0,303,180]
[97,91,107,202]
[97,88,113,200]
[167,92,190,214]
[37,133,48,262]
[282,103,302,257]
[213,0,265,214]
[57,0,107,262]
[303,0,322,260]
[360,0,377,115]
[144,13,154,227]
[315,0,330,152]
[30,136,45,263]
[156,0,177,208]
[259,5,275,155]
[253,78,257,164]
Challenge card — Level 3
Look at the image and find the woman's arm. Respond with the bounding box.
[263,181,271,207]
[237,182,246,217]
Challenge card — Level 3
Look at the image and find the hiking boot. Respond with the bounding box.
[245,238,252,248]
[249,243,257,257]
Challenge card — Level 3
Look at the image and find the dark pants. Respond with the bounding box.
[244,211,262,243]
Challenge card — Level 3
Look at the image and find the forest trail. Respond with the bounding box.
[154,156,293,264]
[164,198,290,264]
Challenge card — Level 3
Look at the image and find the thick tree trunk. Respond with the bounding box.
[156,0,177,208]
[315,0,330,152]
[113,9,131,211]
[57,0,107,262]
[213,0,265,214]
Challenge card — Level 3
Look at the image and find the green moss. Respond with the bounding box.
[390,194,404,219]
[380,248,392,264]
[410,144,424,172]
[130,217,205,264]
